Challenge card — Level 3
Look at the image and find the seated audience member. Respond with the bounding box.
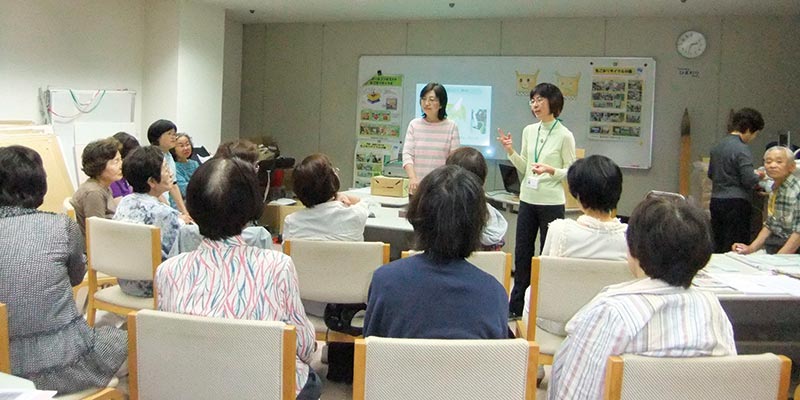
[110,131,140,202]
[169,133,200,202]
[0,145,127,394]
[733,146,800,254]
[282,153,374,384]
[71,138,123,235]
[113,146,188,297]
[283,153,372,241]
[156,157,320,399]
[445,147,508,250]
[548,196,736,400]
[171,138,272,255]
[214,139,260,164]
[147,119,189,216]
[524,154,627,332]
[363,165,509,339]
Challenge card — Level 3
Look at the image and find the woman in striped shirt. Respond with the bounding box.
[156,157,320,399]
[402,82,460,194]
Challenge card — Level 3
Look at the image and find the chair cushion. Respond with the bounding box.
[95,286,154,309]
[536,326,565,355]
[54,376,117,400]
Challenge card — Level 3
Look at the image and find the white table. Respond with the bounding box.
[695,253,800,361]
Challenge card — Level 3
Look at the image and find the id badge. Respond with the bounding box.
[526,175,539,189]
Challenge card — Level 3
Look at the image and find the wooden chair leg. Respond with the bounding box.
[86,297,97,327]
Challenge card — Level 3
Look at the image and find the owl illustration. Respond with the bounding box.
[515,70,539,95]
[556,72,581,98]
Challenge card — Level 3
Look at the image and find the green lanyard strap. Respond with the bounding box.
[534,119,559,163]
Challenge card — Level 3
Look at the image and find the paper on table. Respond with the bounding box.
[727,253,800,270]
[708,273,800,296]
[703,254,757,273]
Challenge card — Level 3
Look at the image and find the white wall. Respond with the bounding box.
[241,16,800,214]
[142,0,180,137]
[175,0,225,152]
[221,14,243,143]
[0,0,144,134]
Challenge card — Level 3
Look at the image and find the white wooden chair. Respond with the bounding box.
[68,204,116,312]
[604,353,792,400]
[353,336,538,400]
[0,303,123,399]
[128,309,296,400]
[283,239,389,342]
[85,217,161,326]
[517,256,633,365]
[401,250,513,294]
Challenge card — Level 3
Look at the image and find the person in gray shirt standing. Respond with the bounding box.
[708,108,765,253]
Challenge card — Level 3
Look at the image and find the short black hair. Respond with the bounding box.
[531,83,565,117]
[406,165,487,262]
[292,153,339,207]
[214,139,259,165]
[446,147,487,183]
[123,146,165,193]
[186,157,263,240]
[113,131,140,158]
[626,197,712,288]
[81,138,121,179]
[0,145,47,209]
[568,155,623,212]
[147,119,177,145]
[419,82,448,120]
[729,107,764,134]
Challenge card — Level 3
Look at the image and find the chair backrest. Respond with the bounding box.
[86,217,161,281]
[354,337,537,400]
[128,309,296,400]
[604,353,792,400]
[528,256,633,340]
[63,197,76,221]
[401,250,512,294]
[284,239,389,304]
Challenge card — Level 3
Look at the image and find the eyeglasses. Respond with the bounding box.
[529,97,547,106]
[421,97,440,104]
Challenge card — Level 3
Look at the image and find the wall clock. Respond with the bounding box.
[676,30,707,59]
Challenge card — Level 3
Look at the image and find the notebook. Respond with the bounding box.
[498,163,520,195]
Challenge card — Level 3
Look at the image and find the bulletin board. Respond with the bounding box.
[357,56,655,169]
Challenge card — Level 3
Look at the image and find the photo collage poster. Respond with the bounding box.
[354,74,404,188]
[588,66,645,140]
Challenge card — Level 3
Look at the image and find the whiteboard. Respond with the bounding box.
[358,56,655,169]
[43,88,137,188]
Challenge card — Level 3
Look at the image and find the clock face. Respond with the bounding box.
[677,30,707,59]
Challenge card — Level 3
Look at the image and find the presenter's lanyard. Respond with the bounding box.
[534,120,558,163]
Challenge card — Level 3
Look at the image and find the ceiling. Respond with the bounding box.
[203,0,800,24]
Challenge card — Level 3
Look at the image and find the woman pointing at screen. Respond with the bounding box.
[497,82,576,318]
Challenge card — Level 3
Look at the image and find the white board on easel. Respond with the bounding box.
[43,88,137,189]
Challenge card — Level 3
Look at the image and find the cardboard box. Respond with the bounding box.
[259,202,305,234]
[370,176,409,197]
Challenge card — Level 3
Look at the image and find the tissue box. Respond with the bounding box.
[370,176,409,197]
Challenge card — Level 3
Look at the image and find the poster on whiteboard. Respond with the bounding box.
[354,74,404,187]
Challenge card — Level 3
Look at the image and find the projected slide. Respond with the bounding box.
[415,84,492,147]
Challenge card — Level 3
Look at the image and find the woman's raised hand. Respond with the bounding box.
[496,128,514,155]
